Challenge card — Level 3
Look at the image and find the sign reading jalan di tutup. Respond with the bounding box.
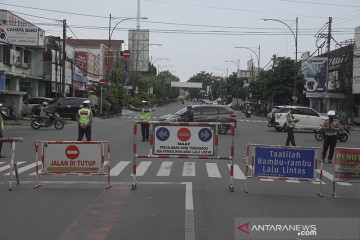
[42,143,104,173]
[154,125,214,156]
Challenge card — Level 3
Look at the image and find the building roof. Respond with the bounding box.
[66,39,124,48]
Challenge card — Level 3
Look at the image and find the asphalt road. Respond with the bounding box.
[0,102,359,240]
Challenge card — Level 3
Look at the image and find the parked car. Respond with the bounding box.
[22,97,54,116]
[46,97,96,120]
[267,105,327,131]
[159,105,237,134]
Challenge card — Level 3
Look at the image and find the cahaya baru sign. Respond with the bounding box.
[0,25,40,46]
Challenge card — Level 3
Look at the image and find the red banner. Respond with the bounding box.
[334,147,360,182]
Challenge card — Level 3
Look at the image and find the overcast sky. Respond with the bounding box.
[2,0,359,81]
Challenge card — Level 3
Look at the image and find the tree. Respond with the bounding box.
[187,71,212,99]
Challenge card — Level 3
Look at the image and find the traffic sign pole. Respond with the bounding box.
[99,79,105,117]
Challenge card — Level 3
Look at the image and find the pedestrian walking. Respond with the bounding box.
[76,100,93,141]
[285,108,299,146]
[321,110,340,163]
[0,104,5,158]
[140,100,151,141]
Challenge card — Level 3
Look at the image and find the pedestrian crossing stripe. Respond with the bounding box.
[0,161,354,186]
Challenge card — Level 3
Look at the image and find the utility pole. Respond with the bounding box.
[327,17,332,53]
[62,19,66,97]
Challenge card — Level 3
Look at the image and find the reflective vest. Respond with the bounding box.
[1,117,3,131]
[286,112,295,126]
[140,107,151,121]
[78,108,91,124]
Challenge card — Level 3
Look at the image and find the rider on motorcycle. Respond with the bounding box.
[39,102,50,127]
[180,106,194,122]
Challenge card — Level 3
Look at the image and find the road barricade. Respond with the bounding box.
[34,141,111,189]
[244,144,323,196]
[332,147,360,198]
[132,121,236,191]
[0,137,24,191]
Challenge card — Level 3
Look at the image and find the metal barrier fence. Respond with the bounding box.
[34,141,111,189]
[244,144,323,197]
[132,121,236,191]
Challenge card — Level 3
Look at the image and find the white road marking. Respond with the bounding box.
[131,161,151,176]
[227,164,246,179]
[316,169,352,186]
[206,163,221,178]
[156,161,173,176]
[5,161,41,176]
[184,182,195,240]
[0,161,25,173]
[182,162,195,176]
[110,161,131,176]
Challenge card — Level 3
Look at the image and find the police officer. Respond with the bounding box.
[285,108,299,146]
[321,110,340,163]
[76,100,93,141]
[0,104,5,158]
[140,100,151,141]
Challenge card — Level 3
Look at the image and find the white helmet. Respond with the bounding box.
[327,110,336,116]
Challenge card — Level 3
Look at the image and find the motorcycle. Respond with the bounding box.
[1,105,17,122]
[245,109,252,118]
[31,110,65,130]
[314,124,350,142]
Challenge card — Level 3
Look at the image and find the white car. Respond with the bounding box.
[267,105,327,131]
[22,97,54,116]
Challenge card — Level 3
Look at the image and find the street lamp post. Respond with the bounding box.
[261,18,298,105]
[150,58,169,75]
[213,68,228,78]
[105,14,147,116]
[225,59,240,72]
[234,45,261,80]
[135,43,162,72]
[158,65,174,73]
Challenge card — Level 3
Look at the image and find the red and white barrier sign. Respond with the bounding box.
[334,147,360,183]
[42,142,104,173]
[34,141,111,189]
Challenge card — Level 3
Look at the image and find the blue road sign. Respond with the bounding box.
[254,147,315,179]
[198,128,212,142]
[156,127,170,141]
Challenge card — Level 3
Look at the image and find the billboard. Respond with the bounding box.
[171,82,202,88]
[304,57,328,93]
[128,29,150,72]
[0,25,40,46]
[353,26,360,94]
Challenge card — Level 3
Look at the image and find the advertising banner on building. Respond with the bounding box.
[333,147,360,183]
[87,53,101,82]
[75,51,88,77]
[0,75,5,91]
[304,57,328,93]
[123,71,133,89]
[254,147,316,179]
[10,49,20,66]
[353,26,360,94]
[0,25,39,46]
